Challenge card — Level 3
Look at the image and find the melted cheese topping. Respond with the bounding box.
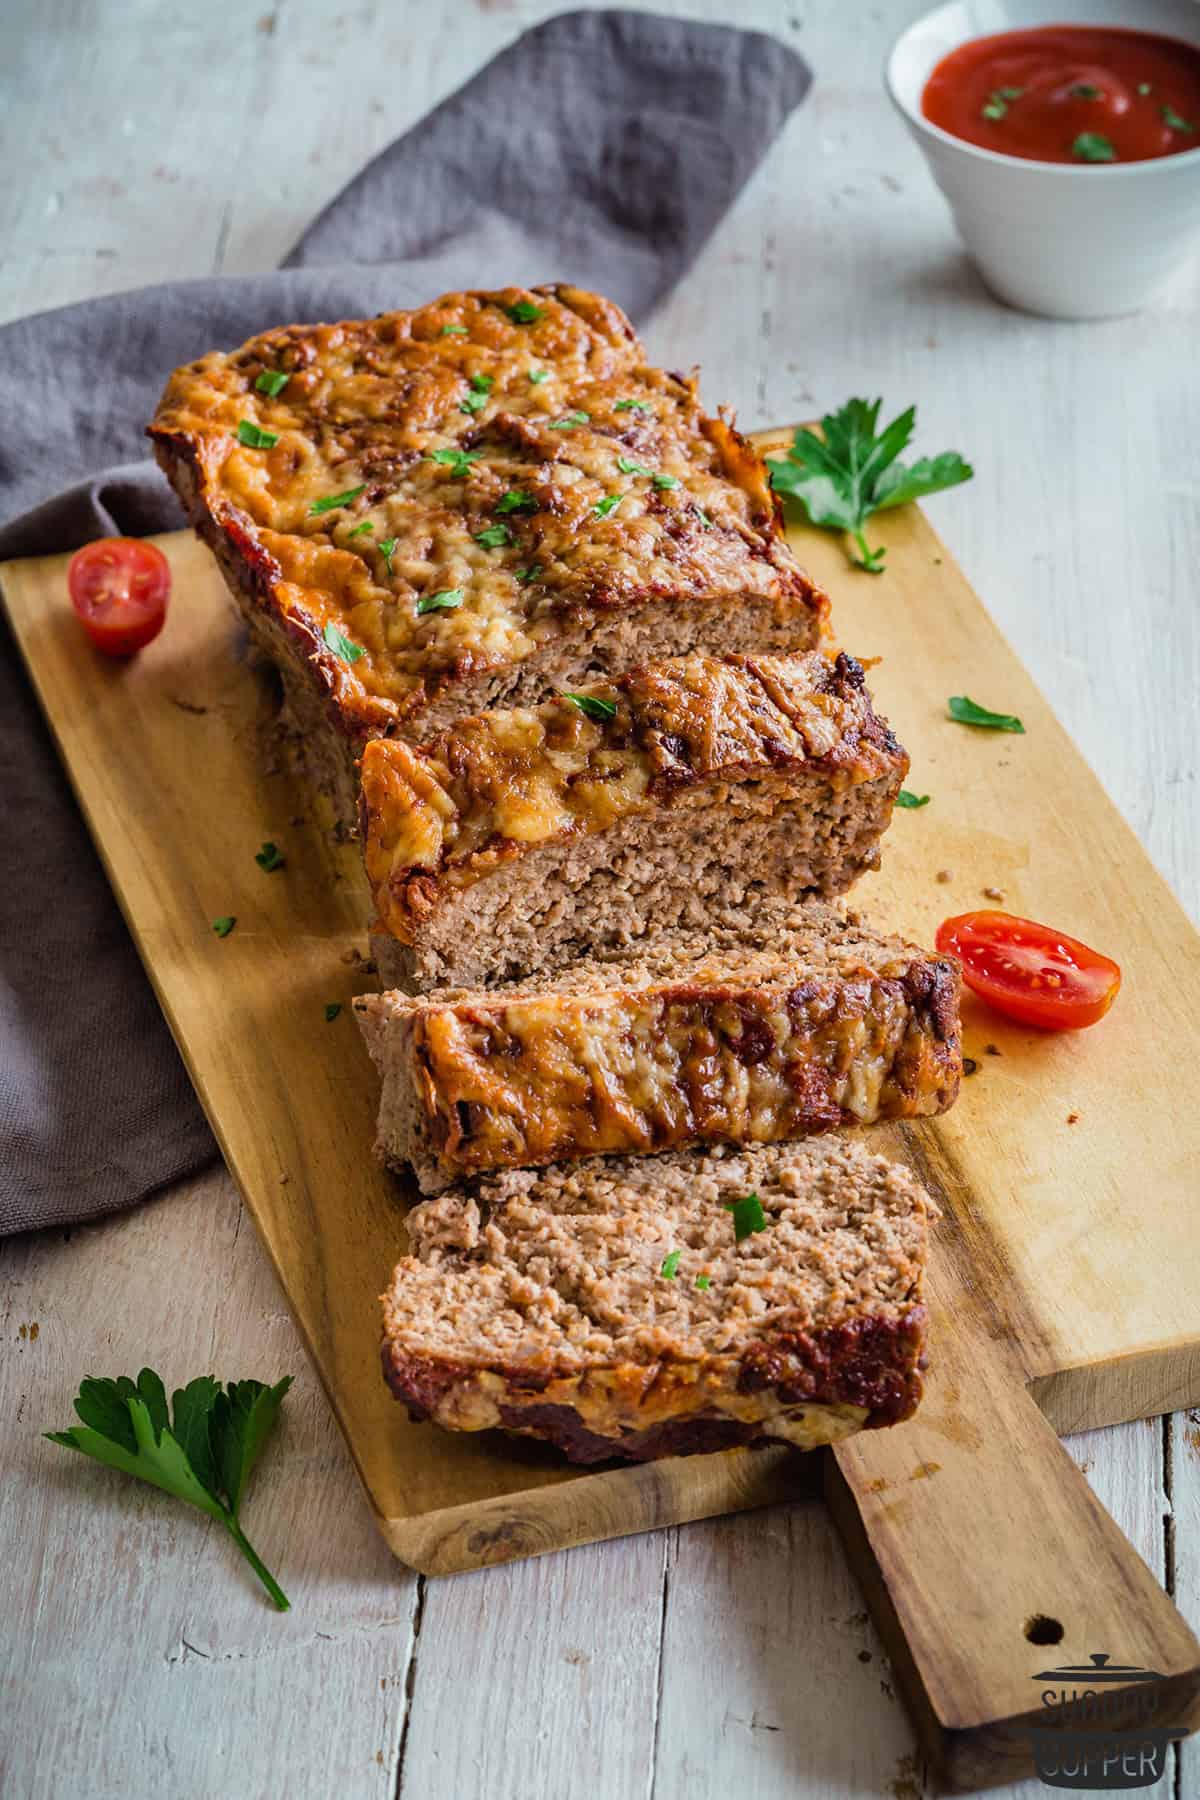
[151,285,824,727]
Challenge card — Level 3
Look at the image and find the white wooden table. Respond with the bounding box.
[3,3,1197,1795]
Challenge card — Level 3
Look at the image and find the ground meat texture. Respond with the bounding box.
[362,649,909,992]
[380,1136,935,1464]
[355,901,961,1192]
[148,285,829,831]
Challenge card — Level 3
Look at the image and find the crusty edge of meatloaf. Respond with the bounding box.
[380,1306,928,1465]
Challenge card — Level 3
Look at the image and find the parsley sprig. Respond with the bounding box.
[767,398,972,573]
[564,692,616,721]
[47,1368,292,1610]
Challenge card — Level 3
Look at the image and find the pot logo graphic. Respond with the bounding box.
[1027,1652,1186,1790]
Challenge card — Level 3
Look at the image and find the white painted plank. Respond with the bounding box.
[1171,1409,1200,1796]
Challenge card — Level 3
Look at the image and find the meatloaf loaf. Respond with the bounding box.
[362,648,908,992]
[381,1137,934,1464]
[355,902,961,1192]
[148,284,829,828]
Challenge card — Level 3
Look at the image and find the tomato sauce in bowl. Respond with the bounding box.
[922,25,1200,164]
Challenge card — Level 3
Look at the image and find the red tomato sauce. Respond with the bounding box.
[922,26,1200,163]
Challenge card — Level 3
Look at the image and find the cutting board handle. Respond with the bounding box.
[826,1216,1200,1792]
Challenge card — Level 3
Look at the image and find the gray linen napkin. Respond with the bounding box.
[0,9,810,1236]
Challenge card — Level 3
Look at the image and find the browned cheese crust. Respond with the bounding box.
[380,1138,934,1464]
[355,902,961,1191]
[148,285,829,820]
[360,648,908,989]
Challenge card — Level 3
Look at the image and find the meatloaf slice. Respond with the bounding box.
[148,284,829,829]
[381,1137,934,1464]
[362,648,908,992]
[355,902,961,1192]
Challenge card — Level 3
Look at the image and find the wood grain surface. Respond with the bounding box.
[4,458,1199,1783]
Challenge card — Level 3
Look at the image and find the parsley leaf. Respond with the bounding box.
[948,694,1025,733]
[345,520,374,539]
[549,412,589,430]
[324,1002,342,1022]
[613,399,650,413]
[1138,82,1153,96]
[1162,105,1194,132]
[255,840,285,872]
[528,369,550,385]
[897,790,931,808]
[417,588,465,615]
[653,473,680,490]
[460,373,494,416]
[564,692,617,721]
[593,494,622,518]
[505,301,543,324]
[660,1250,682,1280]
[440,325,469,336]
[322,621,366,663]
[1070,82,1102,100]
[429,447,482,478]
[47,1367,292,1609]
[255,369,289,397]
[212,916,236,938]
[475,524,511,549]
[695,508,714,528]
[236,420,278,449]
[694,1274,711,1291]
[1072,132,1117,162]
[767,398,973,574]
[310,485,366,516]
[617,456,652,476]
[516,565,542,585]
[495,489,535,515]
[378,537,398,575]
[725,1193,769,1242]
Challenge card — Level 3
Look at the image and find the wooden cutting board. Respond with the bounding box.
[5,429,1199,1792]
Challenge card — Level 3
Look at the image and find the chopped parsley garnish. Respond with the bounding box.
[460,373,494,415]
[212,916,236,938]
[695,508,714,528]
[378,536,397,573]
[948,694,1025,733]
[767,398,973,574]
[345,520,374,539]
[528,369,550,384]
[653,473,680,490]
[725,1193,769,1242]
[430,447,483,478]
[617,456,652,476]
[255,841,285,872]
[897,790,931,808]
[417,588,465,615]
[505,301,543,324]
[694,1274,711,1291]
[1162,105,1194,132]
[660,1250,681,1280]
[310,485,366,516]
[440,324,469,336]
[1072,132,1117,162]
[236,420,278,449]
[254,369,289,397]
[516,565,542,585]
[475,524,511,549]
[564,692,617,721]
[495,489,535,515]
[613,399,650,413]
[981,86,1023,120]
[549,411,589,430]
[1070,82,1102,100]
[1138,82,1153,97]
[46,1366,292,1609]
[324,1003,342,1022]
[322,620,366,662]
[593,494,622,518]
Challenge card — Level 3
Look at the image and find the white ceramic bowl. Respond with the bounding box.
[886,0,1200,318]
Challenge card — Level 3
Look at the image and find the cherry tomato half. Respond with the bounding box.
[68,537,170,657]
[935,910,1121,1031]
